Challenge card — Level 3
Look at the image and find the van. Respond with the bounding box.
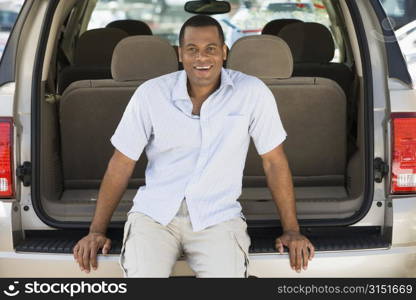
[0,0,415,277]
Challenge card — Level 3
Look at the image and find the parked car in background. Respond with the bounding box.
[396,20,416,65]
[0,0,24,59]
[0,9,18,31]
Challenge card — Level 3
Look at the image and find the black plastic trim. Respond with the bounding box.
[369,0,413,86]
[0,0,33,85]
[15,226,389,254]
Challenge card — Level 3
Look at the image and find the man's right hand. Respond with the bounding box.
[73,233,112,273]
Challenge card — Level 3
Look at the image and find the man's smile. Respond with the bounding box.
[193,65,213,72]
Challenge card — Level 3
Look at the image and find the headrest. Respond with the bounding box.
[74,28,128,67]
[278,22,335,63]
[226,35,293,79]
[111,36,178,81]
[106,19,152,36]
[262,19,302,35]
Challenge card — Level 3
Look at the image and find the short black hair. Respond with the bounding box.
[179,15,225,46]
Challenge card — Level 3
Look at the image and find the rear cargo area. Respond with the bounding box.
[35,0,368,228]
[38,73,366,224]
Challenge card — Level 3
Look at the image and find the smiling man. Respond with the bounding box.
[73,15,314,277]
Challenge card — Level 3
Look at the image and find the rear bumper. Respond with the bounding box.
[1,245,415,277]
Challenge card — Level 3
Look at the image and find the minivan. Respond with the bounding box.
[0,0,415,277]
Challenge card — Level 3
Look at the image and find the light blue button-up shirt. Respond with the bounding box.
[110,68,287,231]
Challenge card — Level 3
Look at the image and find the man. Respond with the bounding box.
[73,15,314,277]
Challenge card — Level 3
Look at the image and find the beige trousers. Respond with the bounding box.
[119,199,251,277]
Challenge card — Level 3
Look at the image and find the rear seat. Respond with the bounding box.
[106,19,152,36]
[59,36,178,189]
[261,18,302,35]
[278,22,354,97]
[226,35,347,191]
[57,28,128,94]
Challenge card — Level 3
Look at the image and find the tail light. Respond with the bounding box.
[391,113,416,194]
[0,117,13,198]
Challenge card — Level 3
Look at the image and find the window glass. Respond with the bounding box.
[0,0,25,60]
[380,0,416,82]
[87,0,341,61]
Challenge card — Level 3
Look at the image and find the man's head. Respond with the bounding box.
[178,15,227,90]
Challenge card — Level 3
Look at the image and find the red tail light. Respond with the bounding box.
[0,117,13,198]
[391,113,416,194]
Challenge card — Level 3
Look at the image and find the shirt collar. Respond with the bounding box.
[171,68,234,102]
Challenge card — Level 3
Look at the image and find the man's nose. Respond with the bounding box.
[195,50,208,59]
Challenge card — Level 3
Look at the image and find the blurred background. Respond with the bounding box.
[0,0,415,80]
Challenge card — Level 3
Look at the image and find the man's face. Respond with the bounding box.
[179,26,227,89]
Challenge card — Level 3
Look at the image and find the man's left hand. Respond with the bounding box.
[275,231,315,273]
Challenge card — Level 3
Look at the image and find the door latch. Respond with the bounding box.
[16,161,32,186]
[374,157,388,183]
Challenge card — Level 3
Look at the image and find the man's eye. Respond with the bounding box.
[207,47,216,52]
[187,48,197,52]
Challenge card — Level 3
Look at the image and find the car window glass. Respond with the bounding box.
[86,0,341,62]
[0,0,25,61]
[379,0,416,82]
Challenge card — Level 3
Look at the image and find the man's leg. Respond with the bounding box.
[119,211,182,277]
[181,208,251,277]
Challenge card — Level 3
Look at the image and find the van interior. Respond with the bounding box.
[22,0,385,254]
[40,0,365,223]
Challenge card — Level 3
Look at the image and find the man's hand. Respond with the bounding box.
[275,230,315,273]
[73,233,112,273]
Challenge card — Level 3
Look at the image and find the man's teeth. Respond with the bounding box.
[195,66,211,70]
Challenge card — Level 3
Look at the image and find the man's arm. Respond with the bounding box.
[73,149,136,273]
[260,143,315,273]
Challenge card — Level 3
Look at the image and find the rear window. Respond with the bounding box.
[266,2,314,13]
[86,0,341,61]
[0,0,25,61]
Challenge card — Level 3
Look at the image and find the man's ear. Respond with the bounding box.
[222,44,227,61]
[178,46,182,63]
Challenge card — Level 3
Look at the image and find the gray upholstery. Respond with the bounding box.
[57,66,111,95]
[106,19,152,36]
[58,28,128,93]
[111,36,178,81]
[227,35,347,187]
[278,22,354,96]
[74,28,128,67]
[227,35,293,79]
[60,36,178,188]
[278,22,335,63]
[262,18,302,35]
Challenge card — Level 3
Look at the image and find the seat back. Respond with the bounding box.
[278,22,354,96]
[57,28,128,94]
[106,19,152,36]
[227,35,347,187]
[59,36,178,188]
[261,18,302,35]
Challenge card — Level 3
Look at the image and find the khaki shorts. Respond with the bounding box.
[119,199,251,277]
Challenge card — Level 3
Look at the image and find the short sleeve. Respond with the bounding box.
[110,86,152,161]
[249,81,287,155]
